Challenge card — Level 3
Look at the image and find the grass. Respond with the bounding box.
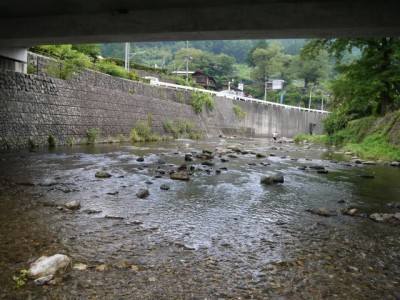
[48,134,57,147]
[66,136,73,146]
[294,133,327,144]
[86,128,101,144]
[344,134,400,161]
[13,269,28,289]
[163,118,203,139]
[232,104,246,119]
[130,113,160,142]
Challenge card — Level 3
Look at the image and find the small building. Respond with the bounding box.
[191,70,217,90]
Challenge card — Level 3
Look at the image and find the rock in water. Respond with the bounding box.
[260,176,274,185]
[261,174,285,185]
[34,275,54,286]
[306,208,337,217]
[64,200,80,210]
[160,184,170,191]
[136,189,150,199]
[170,172,190,181]
[95,171,112,178]
[28,254,71,279]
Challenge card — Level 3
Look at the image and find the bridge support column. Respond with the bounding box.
[0,47,27,73]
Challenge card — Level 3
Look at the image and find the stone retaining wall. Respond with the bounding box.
[0,54,327,150]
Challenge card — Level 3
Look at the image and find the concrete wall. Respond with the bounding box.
[236,100,327,137]
[0,60,326,150]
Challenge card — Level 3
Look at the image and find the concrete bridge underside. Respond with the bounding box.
[0,0,399,72]
[0,0,399,48]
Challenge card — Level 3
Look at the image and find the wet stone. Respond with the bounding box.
[136,189,150,199]
[170,172,190,181]
[34,275,54,286]
[95,171,112,178]
[160,184,170,191]
[64,200,80,210]
[306,208,337,217]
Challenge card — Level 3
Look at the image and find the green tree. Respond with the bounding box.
[302,38,400,115]
[251,42,290,98]
[174,48,236,82]
[288,51,331,88]
[71,44,101,61]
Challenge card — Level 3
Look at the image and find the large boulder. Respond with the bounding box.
[28,254,71,279]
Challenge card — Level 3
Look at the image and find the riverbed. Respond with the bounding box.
[0,137,399,299]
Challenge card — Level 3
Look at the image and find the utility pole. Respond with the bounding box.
[308,84,316,109]
[186,41,189,82]
[124,42,130,71]
[264,77,269,101]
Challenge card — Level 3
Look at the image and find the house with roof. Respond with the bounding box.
[191,69,217,90]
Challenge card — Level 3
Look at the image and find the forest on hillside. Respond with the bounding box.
[100,39,336,108]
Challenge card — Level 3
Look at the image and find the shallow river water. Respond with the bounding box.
[0,137,399,299]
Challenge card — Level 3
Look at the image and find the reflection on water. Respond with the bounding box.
[0,138,399,299]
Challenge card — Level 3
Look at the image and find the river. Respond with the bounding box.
[0,137,399,299]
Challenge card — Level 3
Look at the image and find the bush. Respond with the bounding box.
[48,134,57,147]
[163,118,202,139]
[66,136,73,146]
[190,91,216,114]
[86,128,101,144]
[232,104,246,119]
[130,129,142,142]
[117,134,126,143]
[130,113,159,142]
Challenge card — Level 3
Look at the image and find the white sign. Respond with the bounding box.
[272,79,285,90]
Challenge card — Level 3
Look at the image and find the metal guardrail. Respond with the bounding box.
[151,80,329,114]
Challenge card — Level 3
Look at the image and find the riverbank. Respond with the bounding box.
[295,111,400,161]
[1,138,399,299]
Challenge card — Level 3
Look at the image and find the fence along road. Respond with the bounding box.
[153,80,329,114]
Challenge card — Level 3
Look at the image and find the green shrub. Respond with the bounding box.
[130,114,159,142]
[163,118,179,138]
[28,138,36,149]
[86,128,101,144]
[190,91,216,114]
[130,129,142,142]
[66,136,73,146]
[134,121,152,140]
[95,60,139,81]
[27,63,37,75]
[48,134,57,147]
[117,134,126,143]
[162,118,202,139]
[232,104,246,119]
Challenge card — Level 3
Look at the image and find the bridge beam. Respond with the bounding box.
[0,47,27,73]
[0,0,399,47]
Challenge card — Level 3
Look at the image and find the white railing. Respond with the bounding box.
[152,80,329,114]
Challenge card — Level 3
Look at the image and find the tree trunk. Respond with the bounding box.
[379,38,393,114]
